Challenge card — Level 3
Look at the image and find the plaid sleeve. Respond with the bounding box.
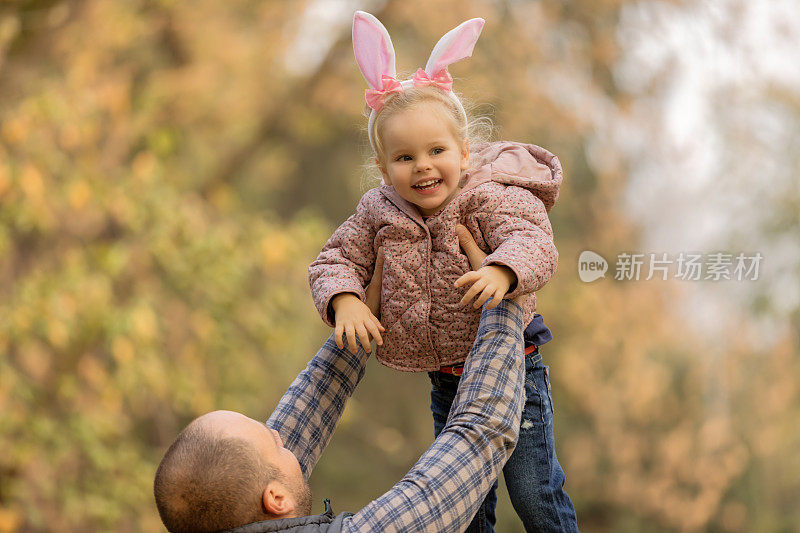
[266,335,369,479]
[343,300,526,532]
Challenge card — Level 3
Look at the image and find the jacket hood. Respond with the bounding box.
[461,141,562,212]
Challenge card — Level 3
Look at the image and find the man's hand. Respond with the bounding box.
[454,225,526,309]
[364,247,384,317]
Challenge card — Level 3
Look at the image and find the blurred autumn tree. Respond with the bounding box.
[0,0,797,532]
[0,1,335,530]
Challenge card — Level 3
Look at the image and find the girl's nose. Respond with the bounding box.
[415,157,432,171]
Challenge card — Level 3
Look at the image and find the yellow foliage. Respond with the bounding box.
[0,507,21,533]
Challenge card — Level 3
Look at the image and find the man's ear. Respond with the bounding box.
[375,157,391,186]
[460,139,470,170]
[262,481,295,518]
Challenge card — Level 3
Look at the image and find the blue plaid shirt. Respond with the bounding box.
[267,300,525,532]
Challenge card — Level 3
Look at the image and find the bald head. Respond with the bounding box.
[153,411,310,533]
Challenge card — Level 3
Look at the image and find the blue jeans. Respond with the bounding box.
[428,349,579,532]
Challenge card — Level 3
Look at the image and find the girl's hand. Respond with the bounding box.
[455,224,528,309]
[455,265,517,310]
[332,293,384,354]
[454,224,521,310]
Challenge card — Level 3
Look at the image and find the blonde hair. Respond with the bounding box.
[360,77,495,186]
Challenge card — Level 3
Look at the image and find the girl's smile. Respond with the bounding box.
[412,178,442,194]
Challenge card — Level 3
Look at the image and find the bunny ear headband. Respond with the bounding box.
[352,11,485,151]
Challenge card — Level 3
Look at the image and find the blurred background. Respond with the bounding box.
[1,0,798,531]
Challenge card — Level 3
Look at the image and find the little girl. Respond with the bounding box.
[309,11,578,532]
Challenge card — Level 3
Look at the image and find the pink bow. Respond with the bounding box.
[412,68,453,91]
[365,75,404,111]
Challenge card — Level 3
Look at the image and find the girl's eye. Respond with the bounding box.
[397,155,411,161]
[432,147,444,155]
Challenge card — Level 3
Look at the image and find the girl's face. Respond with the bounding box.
[376,102,469,216]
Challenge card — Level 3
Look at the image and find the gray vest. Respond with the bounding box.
[222,500,351,533]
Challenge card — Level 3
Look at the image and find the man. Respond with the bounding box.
[154,227,528,532]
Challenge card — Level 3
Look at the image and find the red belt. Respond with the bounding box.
[439,345,537,376]
[438,363,464,376]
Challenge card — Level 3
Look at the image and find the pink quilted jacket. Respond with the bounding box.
[309,141,562,371]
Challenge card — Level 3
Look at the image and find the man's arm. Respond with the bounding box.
[267,249,384,478]
[344,300,526,532]
[266,336,369,479]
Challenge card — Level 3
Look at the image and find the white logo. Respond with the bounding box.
[578,251,608,282]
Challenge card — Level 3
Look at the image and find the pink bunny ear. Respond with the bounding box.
[424,18,485,77]
[352,11,397,89]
